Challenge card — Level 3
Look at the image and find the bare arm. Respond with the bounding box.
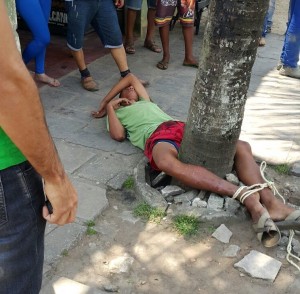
[0,1,77,225]
[92,73,150,118]
[106,98,134,141]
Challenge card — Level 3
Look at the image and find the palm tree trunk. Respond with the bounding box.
[180,0,268,177]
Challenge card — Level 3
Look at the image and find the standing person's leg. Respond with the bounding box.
[16,0,59,86]
[279,0,300,78]
[155,0,175,69]
[124,0,140,54]
[34,0,60,86]
[179,0,198,67]
[92,0,131,75]
[143,0,161,53]
[267,0,276,32]
[65,0,99,91]
[0,162,46,293]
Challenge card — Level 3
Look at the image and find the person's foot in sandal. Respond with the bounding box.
[124,39,135,54]
[234,188,281,247]
[144,40,162,53]
[81,76,99,92]
[157,55,169,70]
[35,73,60,87]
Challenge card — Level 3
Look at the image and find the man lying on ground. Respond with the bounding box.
[92,73,300,247]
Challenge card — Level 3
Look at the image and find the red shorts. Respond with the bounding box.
[144,121,185,171]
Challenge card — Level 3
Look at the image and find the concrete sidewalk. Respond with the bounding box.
[39,25,300,284]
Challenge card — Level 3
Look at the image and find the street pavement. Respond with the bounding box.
[39,24,300,290]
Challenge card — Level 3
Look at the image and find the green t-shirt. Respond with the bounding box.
[0,127,26,170]
[0,2,25,170]
[108,98,174,150]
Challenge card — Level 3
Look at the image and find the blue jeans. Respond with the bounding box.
[280,0,300,68]
[0,161,46,294]
[262,0,276,36]
[66,0,123,50]
[16,0,51,74]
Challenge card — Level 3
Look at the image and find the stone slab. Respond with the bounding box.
[234,250,282,282]
[41,277,106,294]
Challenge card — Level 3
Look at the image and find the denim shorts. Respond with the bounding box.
[66,0,123,50]
[0,161,46,294]
[125,0,157,10]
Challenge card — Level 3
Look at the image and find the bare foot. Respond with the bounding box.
[35,73,61,87]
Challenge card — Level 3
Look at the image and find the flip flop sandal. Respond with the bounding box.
[252,211,281,248]
[125,42,135,54]
[182,62,199,68]
[144,41,162,53]
[157,60,168,70]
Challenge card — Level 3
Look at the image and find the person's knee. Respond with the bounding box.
[236,140,252,155]
[154,155,176,173]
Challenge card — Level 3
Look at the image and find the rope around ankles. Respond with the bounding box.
[232,161,300,271]
[259,161,300,271]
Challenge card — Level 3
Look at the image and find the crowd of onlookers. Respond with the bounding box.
[260,0,300,79]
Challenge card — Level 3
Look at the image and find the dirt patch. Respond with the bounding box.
[47,165,300,293]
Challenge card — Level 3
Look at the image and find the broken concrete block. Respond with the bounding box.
[173,190,198,204]
[212,224,232,243]
[160,185,185,198]
[207,193,224,210]
[192,197,207,208]
[234,250,282,282]
[224,197,241,214]
[197,190,208,200]
[291,161,300,176]
[223,245,240,257]
[225,173,240,185]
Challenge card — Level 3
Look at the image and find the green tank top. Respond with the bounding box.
[0,127,26,170]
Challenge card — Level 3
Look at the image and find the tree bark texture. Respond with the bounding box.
[180,0,269,177]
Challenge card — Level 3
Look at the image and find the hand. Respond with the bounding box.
[108,98,132,111]
[114,0,124,8]
[91,101,107,118]
[91,108,107,118]
[42,176,78,225]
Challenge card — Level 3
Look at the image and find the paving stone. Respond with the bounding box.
[192,197,207,208]
[291,161,300,177]
[54,140,96,174]
[223,245,240,257]
[41,276,106,294]
[197,190,208,200]
[134,158,168,209]
[72,179,108,223]
[225,173,240,185]
[212,224,232,243]
[161,185,185,197]
[234,250,282,282]
[224,197,241,214]
[107,172,132,190]
[207,193,224,210]
[174,190,198,204]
